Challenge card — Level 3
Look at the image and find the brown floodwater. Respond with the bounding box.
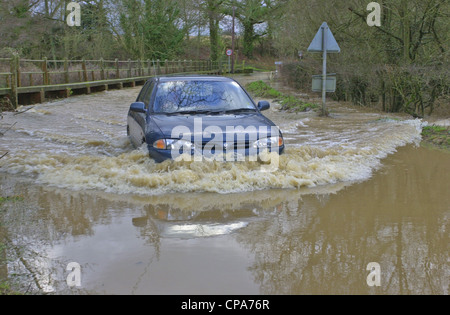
[0,73,448,295]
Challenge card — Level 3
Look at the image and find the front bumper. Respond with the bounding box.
[148,145,285,163]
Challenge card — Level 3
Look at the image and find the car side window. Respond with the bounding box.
[141,82,155,110]
[136,82,149,104]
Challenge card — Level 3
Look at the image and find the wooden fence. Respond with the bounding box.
[0,57,246,108]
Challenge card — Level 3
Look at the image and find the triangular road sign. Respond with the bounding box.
[307,22,340,53]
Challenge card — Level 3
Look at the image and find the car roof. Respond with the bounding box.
[155,75,235,82]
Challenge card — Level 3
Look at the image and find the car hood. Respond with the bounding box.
[150,113,279,139]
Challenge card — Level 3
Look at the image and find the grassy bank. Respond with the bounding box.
[245,80,318,113]
[421,125,450,151]
[0,281,22,295]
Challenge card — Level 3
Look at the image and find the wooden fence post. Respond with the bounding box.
[127,59,132,78]
[100,58,105,80]
[165,60,169,74]
[138,59,142,76]
[16,57,21,88]
[63,60,71,96]
[115,59,120,79]
[82,59,88,82]
[10,56,18,108]
[64,59,69,84]
[43,57,49,85]
[156,60,161,75]
[5,67,10,89]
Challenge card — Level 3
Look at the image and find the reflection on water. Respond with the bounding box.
[238,146,449,294]
[0,145,448,294]
[0,73,448,294]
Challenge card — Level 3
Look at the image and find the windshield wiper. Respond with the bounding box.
[161,108,255,115]
[221,108,256,114]
[165,110,223,115]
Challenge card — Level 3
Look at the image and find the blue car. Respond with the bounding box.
[127,75,284,162]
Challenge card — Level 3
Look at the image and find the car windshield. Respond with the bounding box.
[153,80,256,114]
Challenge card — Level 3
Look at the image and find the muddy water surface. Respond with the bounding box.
[0,73,448,294]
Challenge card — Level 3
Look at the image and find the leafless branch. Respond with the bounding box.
[13,107,34,116]
[348,7,404,43]
[0,152,8,160]
[0,121,17,136]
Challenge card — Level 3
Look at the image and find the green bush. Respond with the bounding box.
[280,61,449,116]
[246,80,318,113]
[280,95,318,112]
[245,80,282,98]
[280,61,318,91]
[421,125,450,150]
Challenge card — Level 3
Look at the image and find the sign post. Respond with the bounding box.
[321,26,327,115]
[307,22,340,116]
[226,49,233,73]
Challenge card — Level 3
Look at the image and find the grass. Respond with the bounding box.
[422,125,448,135]
[0,282,22,295]
[0,196,24,204]
[279,95,319,112]
[245,80,319,113]
[421,125,450,150]
[245,80,283,98]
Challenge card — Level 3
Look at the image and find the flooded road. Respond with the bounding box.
[0,73,448,295]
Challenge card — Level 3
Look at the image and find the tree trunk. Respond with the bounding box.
[399,0,411,64]
[242,21,254,58]
[209,17,220,62]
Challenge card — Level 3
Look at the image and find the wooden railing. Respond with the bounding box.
[0,57,247,108]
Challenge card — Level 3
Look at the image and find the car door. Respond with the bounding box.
[128,80,155,147]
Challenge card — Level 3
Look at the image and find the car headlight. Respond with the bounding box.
[252,137,284,149]
[153,139,195,150]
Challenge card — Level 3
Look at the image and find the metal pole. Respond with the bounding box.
[322,25,327,116]
[231,6,235,74]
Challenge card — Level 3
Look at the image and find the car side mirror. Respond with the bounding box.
[257,101,270,111]
[130,102,147,113]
